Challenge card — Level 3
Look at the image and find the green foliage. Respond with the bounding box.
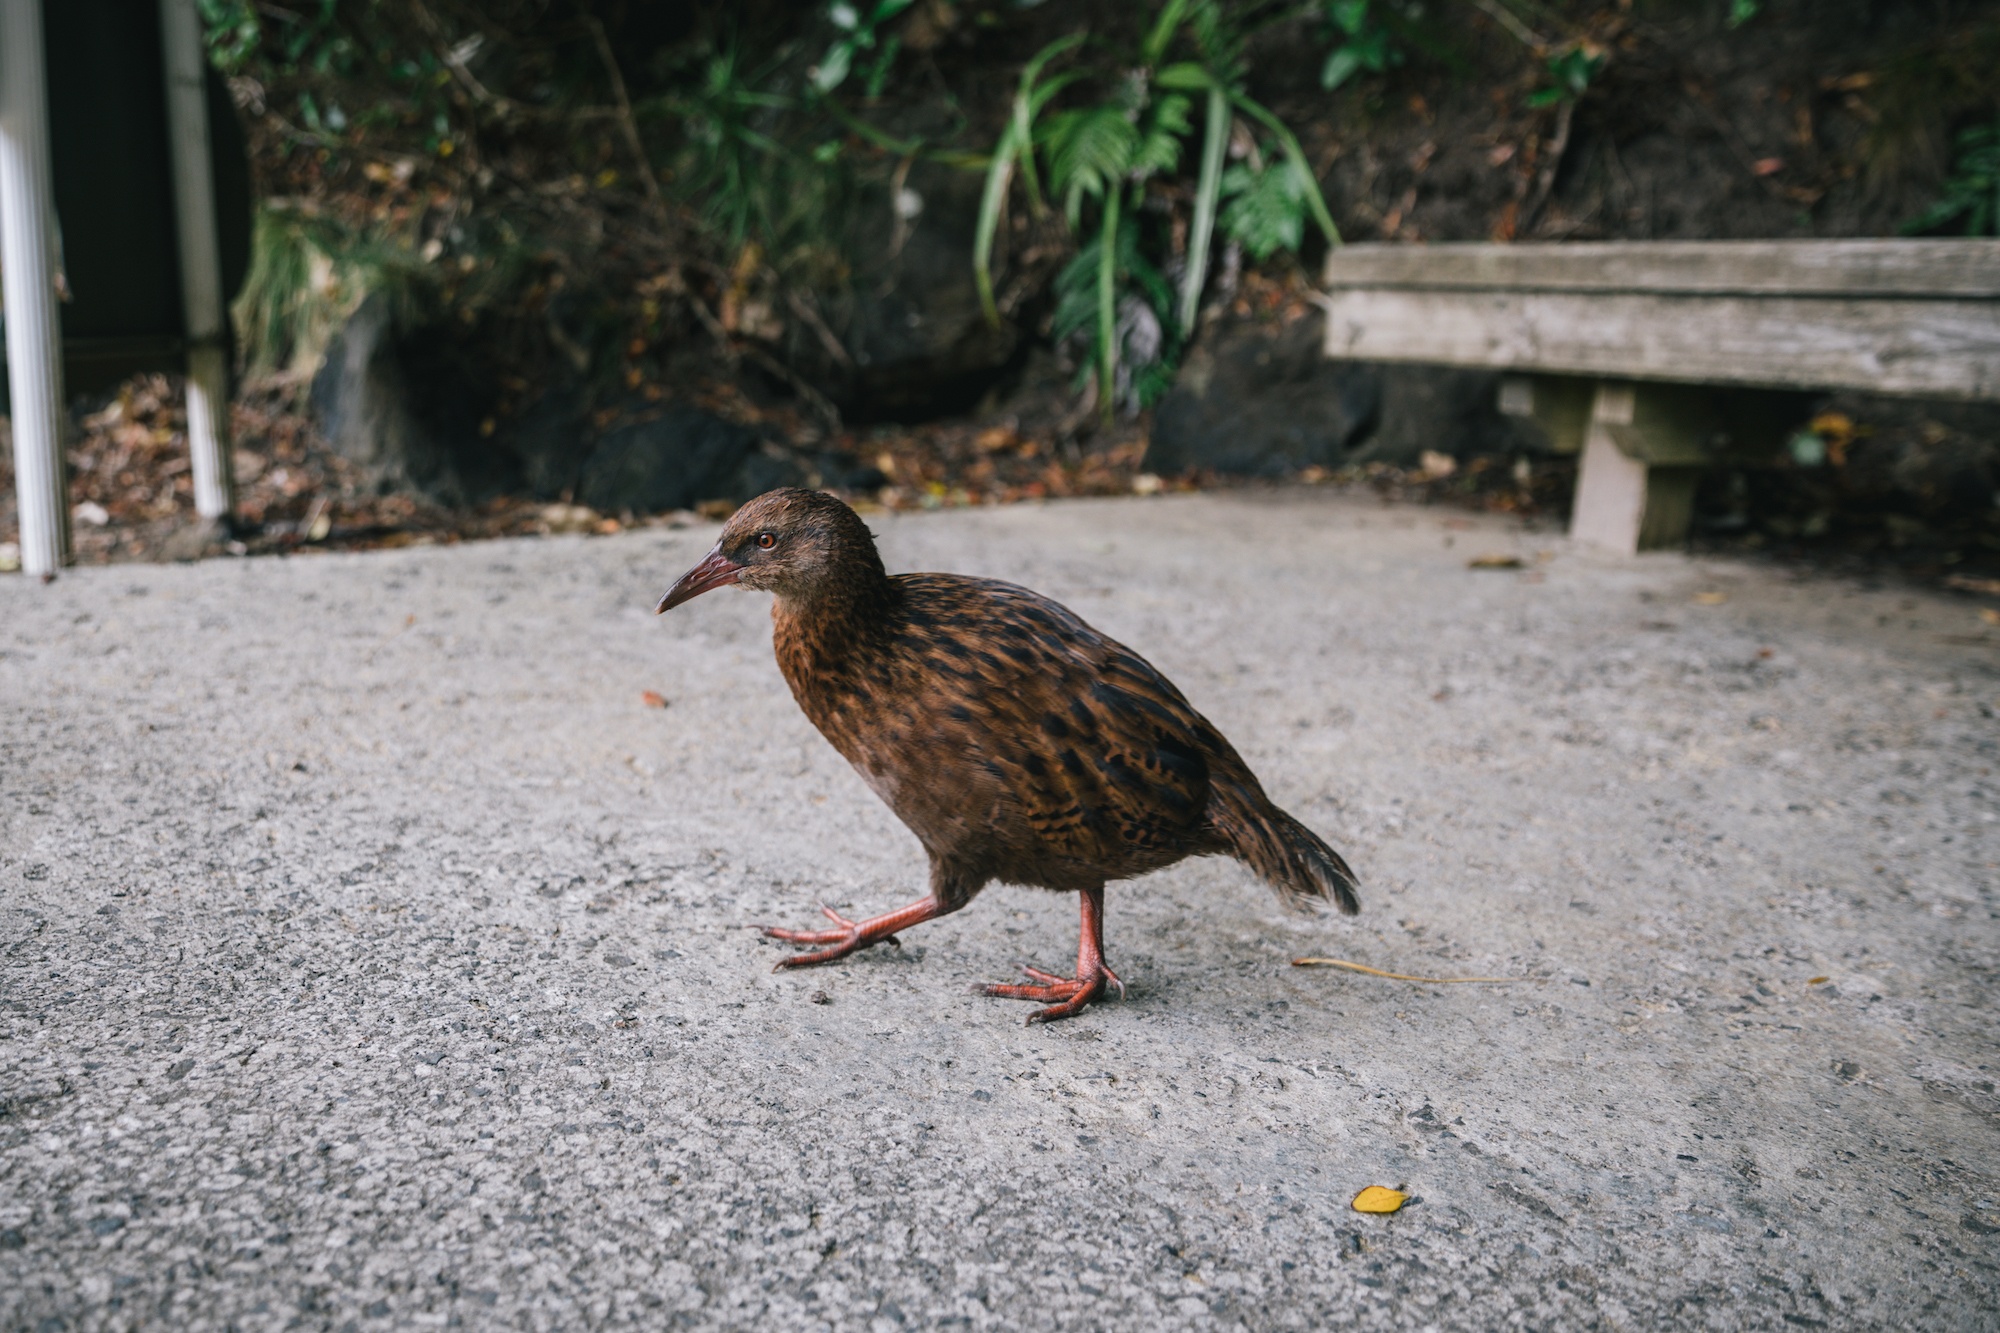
[1043,80,1190,225]
[209,0,358,78]
[1051,212,1180,413]
[1321,1,1404,91]
[971,1,1338,421]
[648,47,798,249]
[1727,1,1761,29]
[1220,155,1313,260]
[232,206,426,390]
[1902,118,2000,237]
[974,35,1085,325]
[196,0,459,159]
[206,0,1358,430]
[813,0,915,98]
[196,0,261,72]
[1527,44,1605,108]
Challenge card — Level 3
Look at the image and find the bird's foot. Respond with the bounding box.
[762,905,902,968]
[981,963,1126,1024]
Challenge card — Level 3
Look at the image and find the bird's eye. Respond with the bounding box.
[756,532,777,550]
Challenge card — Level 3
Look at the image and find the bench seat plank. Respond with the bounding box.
[1322,239,2000,300]
[1319,288,2000,399]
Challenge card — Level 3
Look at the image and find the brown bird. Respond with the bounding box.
[657,488,1359,1022]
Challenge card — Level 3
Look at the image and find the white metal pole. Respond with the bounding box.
[160,0,233,522]
[0,0,71,576]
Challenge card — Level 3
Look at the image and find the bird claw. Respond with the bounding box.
[763,903,909,968]
[762,904,859,946]
[982,961,1125,1022]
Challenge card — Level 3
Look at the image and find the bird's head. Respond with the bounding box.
[655,488,885,613]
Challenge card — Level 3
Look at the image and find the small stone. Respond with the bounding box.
[810,990,831,1005]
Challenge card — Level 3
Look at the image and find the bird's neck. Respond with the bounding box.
[771,561,896,667]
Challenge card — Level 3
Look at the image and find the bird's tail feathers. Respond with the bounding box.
[1210,781,1361,915]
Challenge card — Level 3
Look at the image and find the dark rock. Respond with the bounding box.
[1145,314,1378,477]
[1352,363,1543,467]
[1826,394,2000,525]
[577,407,800,514]
[312,297,601,504]
[312,297,818,512]
[311,293,458,497]
[499,381,593,499]
[1696,392,2000,544]
[815,161,1023,422]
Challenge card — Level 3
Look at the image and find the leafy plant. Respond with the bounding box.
[1727,0,1761,29]
[1041,66,1191,416]
[235,0,358,78]
[812,0,914,98]
[638,46,850,285]
[974,34,1085,326]
[1051,212,1179,414]
[1902,117,2000,236]
[1320,0,1404,91]
[971,0,1339,421]
[1220,151,1316,260]
[196,0,261,72]
[1528,44,1604,108]
[232,206,428,391]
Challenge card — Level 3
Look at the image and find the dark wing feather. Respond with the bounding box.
[893,575,1214,869]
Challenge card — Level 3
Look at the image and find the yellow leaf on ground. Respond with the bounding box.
[1693,591,1729,605]
[1352,1186,1408,1214]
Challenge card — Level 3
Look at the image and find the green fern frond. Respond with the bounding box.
[1183,0,1244,84]
[1220,156,1309,260]
[1044,105,1140,202]
[1132,94,1192,178]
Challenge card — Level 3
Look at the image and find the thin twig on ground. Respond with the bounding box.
[1292,957,1548,984]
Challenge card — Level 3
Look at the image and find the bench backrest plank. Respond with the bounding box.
[1319,240,2000,400]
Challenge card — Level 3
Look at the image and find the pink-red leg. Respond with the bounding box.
[982,885,1123,1023]
[762,897,941,969]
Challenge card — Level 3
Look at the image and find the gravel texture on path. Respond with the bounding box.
[3,490,1998,1331]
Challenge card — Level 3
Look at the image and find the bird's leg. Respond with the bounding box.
[982,885,1122,1023]
[762,896,941,969]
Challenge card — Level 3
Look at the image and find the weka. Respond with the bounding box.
[657,488,1359,1022]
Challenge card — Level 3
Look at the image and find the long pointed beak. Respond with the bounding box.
[655,543,744,613]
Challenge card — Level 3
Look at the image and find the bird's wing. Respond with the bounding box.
[893,576,1215,866]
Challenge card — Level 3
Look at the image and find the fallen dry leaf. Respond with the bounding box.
[1946,574,2000,597]
[1352,1186,1408,1214]
[1467,554,1523,569]
[640,690,668,708]
[1981,609,2000,627]
[1418,449,1457,480]
[1807,976,1830,985]
[1693,591,1729,605]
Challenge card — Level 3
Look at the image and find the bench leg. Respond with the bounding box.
[1569,384,1702,554]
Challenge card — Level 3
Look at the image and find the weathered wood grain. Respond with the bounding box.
[1318,288,2000,399]
[1321,239,2000,299]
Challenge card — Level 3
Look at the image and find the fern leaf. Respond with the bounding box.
[1220,157,1308,260]
[1044,105,1139,202]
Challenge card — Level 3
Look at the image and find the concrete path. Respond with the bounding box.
[3,490,1997,1330]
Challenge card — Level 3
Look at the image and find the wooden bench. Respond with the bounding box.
[1318,239,2000,553]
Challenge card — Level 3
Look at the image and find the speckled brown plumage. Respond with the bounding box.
[658,488,1359,1022]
